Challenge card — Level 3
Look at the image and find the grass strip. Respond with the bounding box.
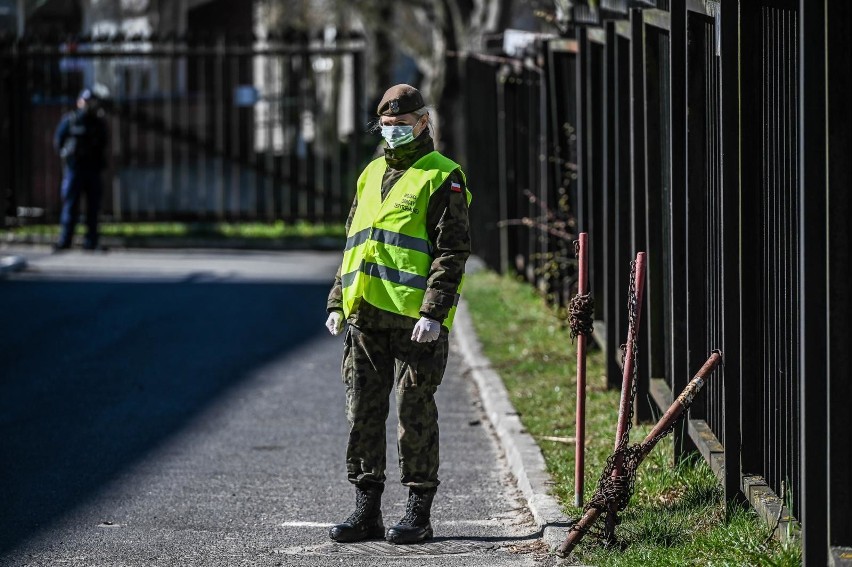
[2,220,346,240]
[464,269,801,566]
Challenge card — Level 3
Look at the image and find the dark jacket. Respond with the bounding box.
[327,131,471,329]
[54,109,109,170]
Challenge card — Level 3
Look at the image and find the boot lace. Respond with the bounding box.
[399,492,429,527]
[345,489,375,525]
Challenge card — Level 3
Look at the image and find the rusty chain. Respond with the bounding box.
[568,239,595,341]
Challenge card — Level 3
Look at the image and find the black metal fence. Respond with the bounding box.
[460,2,851,564]
[0,34,366,224]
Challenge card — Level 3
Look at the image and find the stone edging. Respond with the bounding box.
[453,300,574,551]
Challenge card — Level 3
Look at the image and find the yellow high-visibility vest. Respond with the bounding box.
[340,151,471,329]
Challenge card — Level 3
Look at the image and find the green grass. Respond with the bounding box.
[2,220,346,240]
[464,269,801,566]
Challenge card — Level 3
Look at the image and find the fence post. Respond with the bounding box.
[824,1,852,557]
[799,0,829,564]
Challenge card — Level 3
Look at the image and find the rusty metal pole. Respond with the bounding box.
[558,350,723,557]
[574,232,589,508]
[602,251,646,541]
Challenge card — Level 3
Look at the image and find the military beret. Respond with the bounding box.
[376,84,425,117]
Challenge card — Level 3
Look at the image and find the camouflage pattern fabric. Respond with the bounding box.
[341,324,449,490]
[327,130,471,329]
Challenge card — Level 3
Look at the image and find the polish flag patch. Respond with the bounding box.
[450,181,462,193]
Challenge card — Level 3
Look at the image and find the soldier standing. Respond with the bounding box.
[53,88,109,251]
[325,84,471,545]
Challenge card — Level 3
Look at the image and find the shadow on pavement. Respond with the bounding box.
[0,277,329,556]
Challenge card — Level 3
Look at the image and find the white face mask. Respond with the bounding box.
[380,124,415,148]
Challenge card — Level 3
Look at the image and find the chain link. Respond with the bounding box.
[568,239,595,341]
[620,259,640,450]
[568,294,595,341]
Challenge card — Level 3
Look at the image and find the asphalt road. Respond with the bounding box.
[0,248,557,567]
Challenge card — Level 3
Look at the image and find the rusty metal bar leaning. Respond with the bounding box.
[558,350,724,557]
[574,232,590,508]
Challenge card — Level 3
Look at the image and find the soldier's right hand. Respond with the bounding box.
[325,310,344,336]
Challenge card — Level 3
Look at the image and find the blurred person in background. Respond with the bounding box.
[53,87,109,251]
[324,84,471,545]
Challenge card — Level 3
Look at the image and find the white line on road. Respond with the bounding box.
[280,519,505,528]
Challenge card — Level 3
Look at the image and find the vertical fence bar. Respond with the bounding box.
[330,50,342,221]
[738,0,765,492]
[349,47,364,219]
[603,22,620,391]
[301,42,310,222]
[229,42,240,218]
[799,0,828,563]
[669,0,690,457]
[576,28,589,239]
[588,34,606,312]
[496,64,509,274]
[825,1,852,557]
[0,40,13,224]
[0,48,6,226]
[537,57,549,300]
[574,232,589,508]
[265,43,277,220]
[214,37,225,219]
[526,66,537,284]
[614,26,632,390]
[630,9,652,423]
[719,0,742,507]
[182,40,194,216]
[164,38,176,215]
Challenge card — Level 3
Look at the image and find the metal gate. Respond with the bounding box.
[0,34,366,223]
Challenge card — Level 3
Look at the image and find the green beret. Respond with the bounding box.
[376,84,425,117]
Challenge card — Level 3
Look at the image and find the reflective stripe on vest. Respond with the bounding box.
[340,151,471,329]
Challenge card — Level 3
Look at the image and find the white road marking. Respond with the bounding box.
[280,519,504,528]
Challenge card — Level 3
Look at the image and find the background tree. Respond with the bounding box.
[263,0,515,155]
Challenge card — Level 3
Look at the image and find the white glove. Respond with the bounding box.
[411,316,440,343]
[325,311,344,336]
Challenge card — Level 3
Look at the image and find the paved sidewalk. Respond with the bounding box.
[0,248,569,567]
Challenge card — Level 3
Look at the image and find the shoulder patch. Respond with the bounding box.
[450,181,462,193]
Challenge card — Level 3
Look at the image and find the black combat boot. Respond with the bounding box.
[385,487,436,544]
[329,485,384,543]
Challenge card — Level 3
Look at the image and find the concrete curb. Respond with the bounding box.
[0,255,27,277]
[454,299,575,551]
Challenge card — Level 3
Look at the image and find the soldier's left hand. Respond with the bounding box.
[412,316,440,343]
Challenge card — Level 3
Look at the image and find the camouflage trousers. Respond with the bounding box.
[341,324,450,490]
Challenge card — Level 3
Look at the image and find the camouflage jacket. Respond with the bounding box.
[327,132,471,330]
